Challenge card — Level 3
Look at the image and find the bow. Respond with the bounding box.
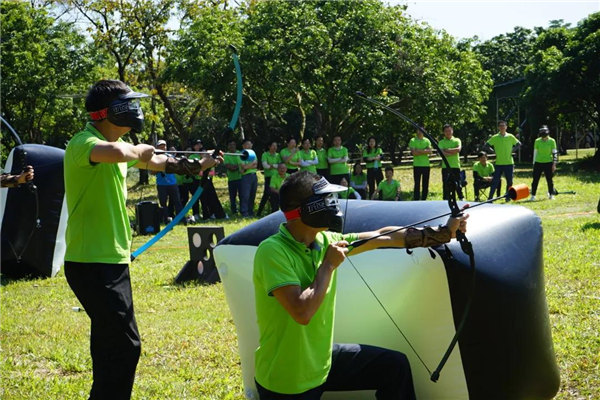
[131,45,243,261]
[346,92,475,382]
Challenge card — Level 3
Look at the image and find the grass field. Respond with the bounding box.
[1,148,599,399]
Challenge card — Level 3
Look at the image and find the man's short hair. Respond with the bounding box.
[477,151,487,158]
[85,80,131,112]
[442,124,453,131]
[242,138,252,145]
[279,171,319,212]
[227,138,237,145]
[498,120,507,126]
[385,166,394,173]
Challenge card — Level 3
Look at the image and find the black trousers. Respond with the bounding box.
[367,168,383,197]
[257,176,272,216]
[531,162,554,196]
[157,184,182,222]
[255,343,416,400]
[191,178,226,219]
[441,168,464,201]
[317,168,329,180]
[270,191,281,213]
[64,262,141,400]
[412,166,430,200]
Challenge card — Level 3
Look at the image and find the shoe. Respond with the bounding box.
[193,214,200,221]
[166,217,173,223]
[548,194,555,200]
[529,195,536,202]
[187,215,196,223]
[209,214,216,219]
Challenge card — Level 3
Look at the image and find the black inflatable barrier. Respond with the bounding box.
[1,144,66,278]
[217,200,560,399]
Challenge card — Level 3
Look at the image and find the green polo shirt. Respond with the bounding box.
[438,137,461,169]
[300,149,318,173]
[269,173,288,191]
[362,147,383,169]
[534,137,557,163]
[409,137,431,167]
[315,148,328,170]
[487,133,519,165]
[350,172,366,187]
[224,152,243,181]
[253,224,358,394]
[280,147,301,170]
[64,123,138,264]
[473,161,494,178]
[378,179,400,200]
[327,146,349,175]
[262,151,282,178]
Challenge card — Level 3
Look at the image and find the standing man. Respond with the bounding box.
[253,171,468,399]
[257,140,282,216]
[486,120,521,199]
[409,128,432,200]
[154,139,183,223]
[63,80,219,399]
[223,139,243,215]
[530,125,558,201]
[472,151,495,201]
[314,135,329,178]
[190,139,227,220]
[438,124,464,201]
[327,135,349,184]
[240,138,258,217]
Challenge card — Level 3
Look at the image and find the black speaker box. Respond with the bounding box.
[135,201,160,235]
[175,226,225,284]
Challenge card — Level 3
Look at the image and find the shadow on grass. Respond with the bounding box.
[581,222,600,231]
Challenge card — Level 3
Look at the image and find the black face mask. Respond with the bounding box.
[108,98,145,133]
[300,192,344,233]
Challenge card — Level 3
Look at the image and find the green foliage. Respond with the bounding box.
[0,1,99,148]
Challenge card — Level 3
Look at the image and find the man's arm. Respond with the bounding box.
[348,214,468,256]
[90,141,155,164]
[271,242,348,325]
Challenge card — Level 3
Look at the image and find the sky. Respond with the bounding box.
[390,0,599,41]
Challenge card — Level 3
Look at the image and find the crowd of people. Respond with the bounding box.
[152,120,557,222]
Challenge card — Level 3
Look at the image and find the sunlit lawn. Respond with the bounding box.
[1,148,598,399]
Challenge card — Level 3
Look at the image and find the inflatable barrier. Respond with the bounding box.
[214,200,559,399]
[1,144,67,278]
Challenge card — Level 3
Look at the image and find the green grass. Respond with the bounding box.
[1,148,599,399]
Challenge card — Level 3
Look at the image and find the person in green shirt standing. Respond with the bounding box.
[472,151,495,201]
[327,135,349,185]
[253,171,468,399]
[362,136,384,197]
[257,140,282,216]
[438,124,464,201]
[190,139,226,220]
[530,125,558,201]
[280,137,302,174]
[240,138,259,217]
[409,128,432,200]
[299,138,318,173]
[224,139,243,215]
[485,120,521,199]
[349,162,367,199]
[314,135,329,178]
[371,166,401,201]
[268,163,288,212]
[63,80,220,399]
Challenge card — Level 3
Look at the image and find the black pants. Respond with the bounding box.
[317,168,329,180]
[157,184,182,222]
[367,168,383,197]
[412,166,430,200]
[192,178,226,219]
[257,176,272,216]
[64,262,141,400]
[255,343,415,400]
[228,179,241,214]
[270,191,280,213]
[531,162,554,196]
[474,179,492,200]
[441,168,464,201]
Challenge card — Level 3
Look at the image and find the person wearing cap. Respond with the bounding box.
[63,80,221,400]
[485,120,521,199]
[253,171,468,399]
[189,139,227,220]
[472,151,495,201]
[154,140,182,223]
[530,125,558,201]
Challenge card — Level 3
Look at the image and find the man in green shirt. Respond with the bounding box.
[530,125,558,201]
[362,136,384,197]
[485,120,521,199]
[372,166,401,201]
[327,135,349,184]
[257,140,282,216]
[472,151,495,201]
[409,128,432,200]
[224,139,243,215]
[299,138,318,173]
[253,171,468,399]
[314,135,329,178]
[438,124,464,201]
[64,80,219,399]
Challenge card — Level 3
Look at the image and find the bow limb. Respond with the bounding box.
[131,47,243,261]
